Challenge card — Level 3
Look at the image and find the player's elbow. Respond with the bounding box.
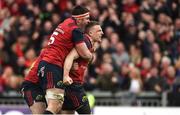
[75,43,92,60]
[79,52,92,60]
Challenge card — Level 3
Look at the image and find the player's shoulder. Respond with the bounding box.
[61,18,76,26]
[72,28,83,33]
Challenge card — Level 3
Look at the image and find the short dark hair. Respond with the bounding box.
[72,5,89,15]
[85,21,100,33]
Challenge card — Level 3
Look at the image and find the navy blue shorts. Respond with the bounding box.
[62,83,90,111]
[21,81,46,107]
[38,60,65,90]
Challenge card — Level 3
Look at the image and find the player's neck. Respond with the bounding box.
[86,34,94,45]
[76,22,85,31]
[90,38,95,45]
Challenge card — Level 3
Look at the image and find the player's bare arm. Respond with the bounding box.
[63,48,80,85]
[75,42,93,61]
[63,41,99,85]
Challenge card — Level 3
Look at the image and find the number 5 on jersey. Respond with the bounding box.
[48,31,58,45]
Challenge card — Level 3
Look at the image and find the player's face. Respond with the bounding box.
[90,25,103,43]
[79,16,90,26]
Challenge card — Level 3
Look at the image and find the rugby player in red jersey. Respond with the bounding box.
[21,6,94,114]
[61,21,103,114]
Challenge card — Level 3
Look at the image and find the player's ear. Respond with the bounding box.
[89,31,93,36]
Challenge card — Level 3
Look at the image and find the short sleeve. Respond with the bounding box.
[72,28,84,44]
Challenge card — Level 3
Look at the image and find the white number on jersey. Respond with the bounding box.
[48,31,58,45]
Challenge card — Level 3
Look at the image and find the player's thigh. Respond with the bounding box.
[21,81,46,114]
[38,60,65,90]
[62,83,91,113]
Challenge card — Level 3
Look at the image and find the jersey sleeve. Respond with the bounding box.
[72,28,84,45]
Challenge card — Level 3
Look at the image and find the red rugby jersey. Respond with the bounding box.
[69,34,93,84]
[25,18,85,83]
[42,18,84,68]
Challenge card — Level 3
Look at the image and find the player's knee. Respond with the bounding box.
[30,102,46,114]
[47,100,62,113]
[46,99,63,113]
[46,90,64,103]
[46,90,64,113]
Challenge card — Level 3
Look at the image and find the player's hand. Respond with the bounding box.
[63,75,73,85]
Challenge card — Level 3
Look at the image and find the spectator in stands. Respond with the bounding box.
[165,66,176,87]
[96,62,119,91]
[104,26,115,38]
[119,63,130,90]
[9,35,29,75]
[174,18,180,59]
[84,68,97,91]
[121,13,137,50]
[151,43,160,54]
[0,66,14,93]
[140,57,152,82]
[24,48,37,68]
[129,66,143,94]
[108,32,120,53]
[96,39,111,61]
[160,56,172,77]
[140,30,155,58]
[144,67,168,93]
[0,66,22,92]
[0,8,11,35]
[152,52,162,68]
[112,42,130,69]
[129,44,142,67]
[175,58,180,77]
[0,37,9,74]
[122,0,139,14]
[8,75,23,90]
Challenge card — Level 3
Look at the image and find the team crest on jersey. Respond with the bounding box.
[38,66,45,77]
[36,95,43,101]
[57,81,64,87]
[82,95,88,102]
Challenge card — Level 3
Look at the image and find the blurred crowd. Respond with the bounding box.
[0,0,180,95]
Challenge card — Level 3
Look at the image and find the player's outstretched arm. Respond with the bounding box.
[63,48,79,85]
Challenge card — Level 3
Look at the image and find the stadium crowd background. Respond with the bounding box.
[0,0,180,96]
